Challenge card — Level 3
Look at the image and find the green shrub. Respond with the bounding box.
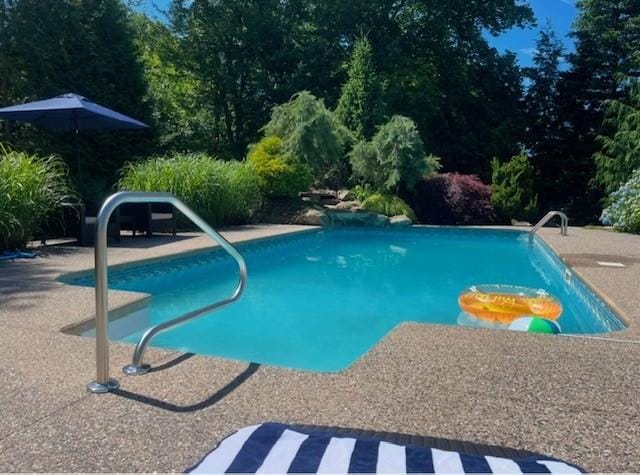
[406,173,495,225]
[352,184,375,202]
[0,145,75,250]
[264,91,353,188]
[601,169,640,233]
[491,154,538,222]
[350,116,439,193]
[247,136,312,198]
[361,193,416,220]
[118,153,261,226]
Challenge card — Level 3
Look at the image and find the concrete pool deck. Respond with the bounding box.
[0,224,639,472]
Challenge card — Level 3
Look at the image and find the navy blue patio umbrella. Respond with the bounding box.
[0,93,149,169]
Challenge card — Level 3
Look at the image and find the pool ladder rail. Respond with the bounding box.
[87,192,248,394]
[528,211,568,246]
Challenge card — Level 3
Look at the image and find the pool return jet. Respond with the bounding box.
[87,192,247,393]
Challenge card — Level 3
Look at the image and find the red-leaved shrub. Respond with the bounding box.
[405,173,495,225]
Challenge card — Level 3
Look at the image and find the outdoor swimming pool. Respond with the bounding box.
[64,228,624,371]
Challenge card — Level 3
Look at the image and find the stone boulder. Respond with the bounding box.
[295,209,328,226]
[332,200,361,211]
[337,189,355,201]
[389,214,412,227]
[326,211,389,227]
[374,214,390,227]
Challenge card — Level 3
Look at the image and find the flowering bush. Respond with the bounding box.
[601,169,640,233]
[406,173,495,225]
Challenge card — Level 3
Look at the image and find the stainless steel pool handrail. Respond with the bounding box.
[529,211,568,245]
[86,192,247,394]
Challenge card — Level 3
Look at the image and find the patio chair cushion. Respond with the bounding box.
[151,212,173,220]
[186,422,583,474]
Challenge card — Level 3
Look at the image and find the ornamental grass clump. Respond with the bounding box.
[361,193,416,221]
[118,153,261,227]
[601,169,640,234]
[0,144,75,250]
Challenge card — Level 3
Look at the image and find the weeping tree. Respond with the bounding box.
[595,80,640,194]
[263,91,352,188]
[350,115,439,194]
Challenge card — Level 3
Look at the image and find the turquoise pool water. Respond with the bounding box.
[65,228,624,371]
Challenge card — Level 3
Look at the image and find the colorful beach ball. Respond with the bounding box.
[508,317,561,334]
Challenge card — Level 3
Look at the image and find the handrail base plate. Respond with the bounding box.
[123,364,151,376]
[87,378,120,393]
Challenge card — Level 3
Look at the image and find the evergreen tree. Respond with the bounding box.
[525,23,563,135]
[0,1,14,105]
[264,91,352,188]
[595,80,640,193]
[556,0,640,222]
[524,23,564,212]
[350,115,438,194]
[491,154,539,223]
[335,36,386,140]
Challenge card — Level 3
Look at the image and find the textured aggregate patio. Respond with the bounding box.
[0,224,639,472]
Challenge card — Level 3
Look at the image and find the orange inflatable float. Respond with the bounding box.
[458,285,562,325]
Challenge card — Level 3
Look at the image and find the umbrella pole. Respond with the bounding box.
[74,112,80,174]
[75,130,80,172]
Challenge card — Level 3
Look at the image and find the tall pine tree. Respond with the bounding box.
[524,23,564,212]
[335,36,386,141]
[556,0,640,222]
[595,80,640,193]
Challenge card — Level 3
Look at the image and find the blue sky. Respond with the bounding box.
[489,0,577,67]
[139,0,578,68]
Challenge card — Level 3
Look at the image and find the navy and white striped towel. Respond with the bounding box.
[186,422,583,474]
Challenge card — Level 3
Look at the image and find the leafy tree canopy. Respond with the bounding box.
[0,0,152,201]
